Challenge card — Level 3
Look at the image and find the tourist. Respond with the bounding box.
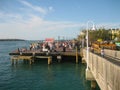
[62,42,66,52]
[91,46,94,53]
[29,44,32,50]
[101,48,104,57]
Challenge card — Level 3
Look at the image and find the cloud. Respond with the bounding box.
[0,12,24,23]
[20,0,54,15]
[0,11,82,40]
[22,15,81,31]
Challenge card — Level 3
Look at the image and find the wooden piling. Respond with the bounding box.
[57,55,62,63]
[91,80,96,89]
[82,57,86,63]
[76,47,78,64]
[29,59,32,64]
[32,52,35,64]
[16,59,18,64]
[11,59,14,65]
[48,57,52,65]
[11,56,18,65]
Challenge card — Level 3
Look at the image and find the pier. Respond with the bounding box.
[82,49,120,90]
[9,47,81,65]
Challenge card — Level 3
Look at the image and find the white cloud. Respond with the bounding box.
[20,0,54,15]
[0,12,81,40]
[0,12,26,23]
[20,0,46,14]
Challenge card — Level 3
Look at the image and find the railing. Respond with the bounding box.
[104,49,120,60]
[82,49,120,90]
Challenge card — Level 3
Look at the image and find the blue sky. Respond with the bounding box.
[0,0,120,40]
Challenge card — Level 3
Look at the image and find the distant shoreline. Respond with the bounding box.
[0,39,25,41]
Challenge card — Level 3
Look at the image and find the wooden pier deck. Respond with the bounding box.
[9,47,82,65]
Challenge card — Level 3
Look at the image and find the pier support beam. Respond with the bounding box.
[82,57,86,63]
[57,55,62,63]
[11,56,19,65]
[76,47,78,64]
[91,80,96,89]
[29,59,32,64]
[86,69,96,89]
[11,59,14,65]
[16,59,18,64]
[48,57,52,65]
[86,69,95,80]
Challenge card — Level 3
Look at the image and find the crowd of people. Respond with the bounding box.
[29,40,80,52]
[17,40,106,57]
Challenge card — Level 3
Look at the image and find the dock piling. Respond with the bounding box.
[91,80,96,89]
[48,57,52,65]
[29,59,32,64]
[16,59,18,64]
[57,55,62,63]
[12,59,14,65]
[76,47,78,64]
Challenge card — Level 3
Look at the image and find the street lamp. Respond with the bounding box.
[86,21,95,70]
[80,31,85,48]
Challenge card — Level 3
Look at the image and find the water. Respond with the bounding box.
[0,41,100,90]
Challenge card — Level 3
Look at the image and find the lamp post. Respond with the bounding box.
[80,31,85,48]
[86,21,95,70]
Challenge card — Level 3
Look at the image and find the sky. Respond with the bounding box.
[0,0,120,40]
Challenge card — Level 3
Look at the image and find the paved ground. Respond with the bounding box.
[93,52,120,66]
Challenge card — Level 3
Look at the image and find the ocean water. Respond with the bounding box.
[0,41,100,90]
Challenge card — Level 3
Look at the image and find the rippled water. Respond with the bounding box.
[0,41,100,90]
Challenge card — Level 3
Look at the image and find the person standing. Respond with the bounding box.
[101,48,104,57]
